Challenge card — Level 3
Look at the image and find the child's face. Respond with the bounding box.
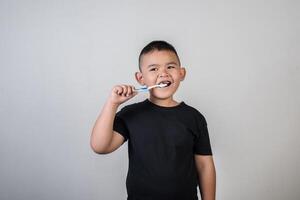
[135,50,186,100]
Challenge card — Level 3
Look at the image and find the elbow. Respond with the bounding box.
[90,140,110,155]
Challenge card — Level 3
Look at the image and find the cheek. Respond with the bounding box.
[145,72,157,79]
[143,75,157,84]
[170,73,181,81]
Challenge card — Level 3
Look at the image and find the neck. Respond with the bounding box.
[148,96,179,107]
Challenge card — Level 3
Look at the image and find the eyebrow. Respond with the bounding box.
[147,62,179,68]
[147,64,159,68]
[165,62,178,66]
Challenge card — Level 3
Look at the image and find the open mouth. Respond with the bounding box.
[158,80,172,87]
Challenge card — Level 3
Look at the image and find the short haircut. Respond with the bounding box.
[138,40,181,71]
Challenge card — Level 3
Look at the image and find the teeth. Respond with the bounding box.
[160,81,170,84]
[159,81,171,87]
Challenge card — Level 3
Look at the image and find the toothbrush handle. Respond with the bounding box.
[134,84,160,92]
[134,87,148,92]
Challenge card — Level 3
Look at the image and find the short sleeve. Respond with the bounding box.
[113,113,129,142]
[193,113,213,155]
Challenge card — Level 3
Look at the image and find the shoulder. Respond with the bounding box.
[119,100,146,111]
[182,102,207,125]
[182,102,205,117]
[116,100,147,117]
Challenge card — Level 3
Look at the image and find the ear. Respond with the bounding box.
[135,71,145,85]
[179,67,186,81]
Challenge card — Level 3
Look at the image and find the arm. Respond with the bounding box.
[194,155,216,200]
[90,85,137,154]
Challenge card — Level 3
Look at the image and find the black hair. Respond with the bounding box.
[138,40,181,71]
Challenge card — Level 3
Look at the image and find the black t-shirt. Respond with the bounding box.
[113,99,213,200]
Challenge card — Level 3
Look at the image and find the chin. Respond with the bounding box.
[150,91,175,99]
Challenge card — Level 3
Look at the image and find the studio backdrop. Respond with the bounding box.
[0,0,299,200]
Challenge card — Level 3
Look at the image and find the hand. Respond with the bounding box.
[108,84,138,105]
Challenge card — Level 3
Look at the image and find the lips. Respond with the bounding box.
[158,80,172,87]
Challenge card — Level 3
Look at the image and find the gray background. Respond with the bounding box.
[1,0,299,200]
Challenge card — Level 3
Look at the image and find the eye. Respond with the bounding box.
[167,65,175,69]
[149,68,158,71]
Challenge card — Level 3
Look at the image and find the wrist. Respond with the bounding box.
[105,99,120,109]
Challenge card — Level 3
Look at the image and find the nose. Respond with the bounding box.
[159,72,169,78]
[158,68,169,78]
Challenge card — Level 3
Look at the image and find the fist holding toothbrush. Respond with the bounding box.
[108,83,166,106]
[109,84,138,105]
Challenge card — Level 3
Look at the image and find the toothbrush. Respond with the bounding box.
[134,83,168,92]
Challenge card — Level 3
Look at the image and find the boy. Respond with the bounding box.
[90,41,216,200]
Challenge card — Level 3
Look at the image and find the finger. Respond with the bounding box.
[126,86,133,96]
[112,86,118,94]
[114,86,123,95]
[130,85,138,96]
[126,85,133,97]
[131,86,138,95]
[121,85,127,96]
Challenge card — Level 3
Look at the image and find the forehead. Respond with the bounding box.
[140,50,179,69]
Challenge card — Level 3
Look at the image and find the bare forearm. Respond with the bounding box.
[198,165,216,200]
[90,100,119,152]
[90,84,136,153]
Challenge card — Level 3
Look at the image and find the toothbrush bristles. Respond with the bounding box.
[159,83,168,87]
